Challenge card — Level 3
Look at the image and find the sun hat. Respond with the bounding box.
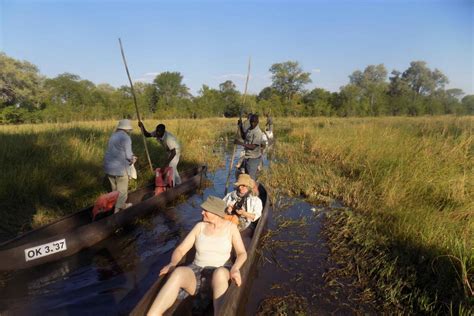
[234,173,254,189]
[200,196,227,218]
[117,119,133,130]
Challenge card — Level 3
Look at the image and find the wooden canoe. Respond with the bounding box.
[0,166,207,271]
[130,183,270,316]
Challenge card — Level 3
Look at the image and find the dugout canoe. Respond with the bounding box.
[0,166,207,271]
[130,183,270,316]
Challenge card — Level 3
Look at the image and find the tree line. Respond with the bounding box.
[1,52,472,124]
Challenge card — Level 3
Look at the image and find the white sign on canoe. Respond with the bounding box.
[24,239,67,262]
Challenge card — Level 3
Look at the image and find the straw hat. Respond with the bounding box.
[117,119,133,130]
[234,173,254,189]
[200,196,227,218]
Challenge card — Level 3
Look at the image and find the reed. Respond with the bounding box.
[0,119,231,239]
[259,116,473,313]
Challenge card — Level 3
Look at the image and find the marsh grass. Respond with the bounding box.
[0,119,232,240]
[259,116,473,313]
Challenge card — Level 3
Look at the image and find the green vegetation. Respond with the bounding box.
[1,53,473,124]
[0,82,472,312]
[259,116,473,313]
[0,119,230,240]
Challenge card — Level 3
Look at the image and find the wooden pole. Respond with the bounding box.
[118,38,154,174]
[224,57,251,195]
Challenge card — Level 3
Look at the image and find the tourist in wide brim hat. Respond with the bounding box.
[103,119,137,213]
[224,173,263,231]
[148,195,247,314]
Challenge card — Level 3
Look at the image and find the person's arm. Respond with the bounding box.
[138,121,152,137]
[229,225,247,286]
[124,134,134,163]
[159,223,200,275]
[237,119,245,140]
[164,148,176,168]
[235,207,255,221]
[223,193,235,214]
[234,139,259,150]
[248,197,262,222]
[235,197,262,221]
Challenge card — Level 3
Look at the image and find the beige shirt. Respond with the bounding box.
[193,222,232,267]
[244,126,264,159]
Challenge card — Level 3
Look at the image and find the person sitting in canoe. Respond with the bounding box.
[147,196,247,315]
[138,121,181,186]
[223,174,262,231]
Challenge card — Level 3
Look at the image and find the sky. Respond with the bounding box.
[1,0,473,96]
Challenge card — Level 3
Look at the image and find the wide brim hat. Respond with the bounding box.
[200,196,227,218]
[117,119,133,130]
[234,173,254,189]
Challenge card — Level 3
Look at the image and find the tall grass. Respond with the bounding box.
[0,119,231,240]
[260,116,473,313]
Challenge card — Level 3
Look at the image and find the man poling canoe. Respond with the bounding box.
[233,114,266,180]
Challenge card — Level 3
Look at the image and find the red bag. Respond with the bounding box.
[155,167,174,195]
[92,191,120,220]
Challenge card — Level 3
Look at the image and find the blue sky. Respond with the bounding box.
[1,0,473,96]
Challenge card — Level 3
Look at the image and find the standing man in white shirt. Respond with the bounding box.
[138,122,181,186]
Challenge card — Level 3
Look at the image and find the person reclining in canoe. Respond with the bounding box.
[223,174,263,231]
[147,196,247,316]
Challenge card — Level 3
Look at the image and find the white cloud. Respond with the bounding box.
[133,72,160,83]
[312,68,321,73]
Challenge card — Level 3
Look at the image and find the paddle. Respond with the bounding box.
[118,38,154,174]
[224,57,251,196]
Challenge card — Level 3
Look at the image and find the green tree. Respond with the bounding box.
[387,70,412,115]
[0,53,43,109]
[153,71,190,106]
[302,88,332,116]
[349,64,388,115]
[402,61,449,96]
[219,80,241,117]
[269,61,312,101]
[193,85,224,117]
[461,95,474,114]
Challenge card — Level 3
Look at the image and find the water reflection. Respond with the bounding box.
[0,140,368,315]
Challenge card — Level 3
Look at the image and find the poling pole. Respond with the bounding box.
[224,57,251,195]
[118,38,154,174]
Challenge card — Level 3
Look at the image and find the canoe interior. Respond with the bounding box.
[130,184,269,316]
[0,167,203,251]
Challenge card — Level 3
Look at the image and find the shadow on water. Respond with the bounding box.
[0,140,373,315]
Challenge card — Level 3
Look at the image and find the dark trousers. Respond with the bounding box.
[243,157,260,180]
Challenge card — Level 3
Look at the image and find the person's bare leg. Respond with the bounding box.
[211,267,230,315]
[147,267,196,316]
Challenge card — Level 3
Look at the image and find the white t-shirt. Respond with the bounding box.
[151,131,181,154]
[223,191,263,229]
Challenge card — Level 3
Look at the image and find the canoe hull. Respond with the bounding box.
[0,166,206,271]
[130,183,270,316]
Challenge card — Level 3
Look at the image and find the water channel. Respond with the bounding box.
[0,145,372,315]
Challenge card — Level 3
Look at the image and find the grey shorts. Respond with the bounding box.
[177,262,231,300]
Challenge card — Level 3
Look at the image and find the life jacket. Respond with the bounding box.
[92,191,120,220]
[155,167,174,195]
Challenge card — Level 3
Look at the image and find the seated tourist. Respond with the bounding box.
[147,196,247,316]
[223,174,263,231]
